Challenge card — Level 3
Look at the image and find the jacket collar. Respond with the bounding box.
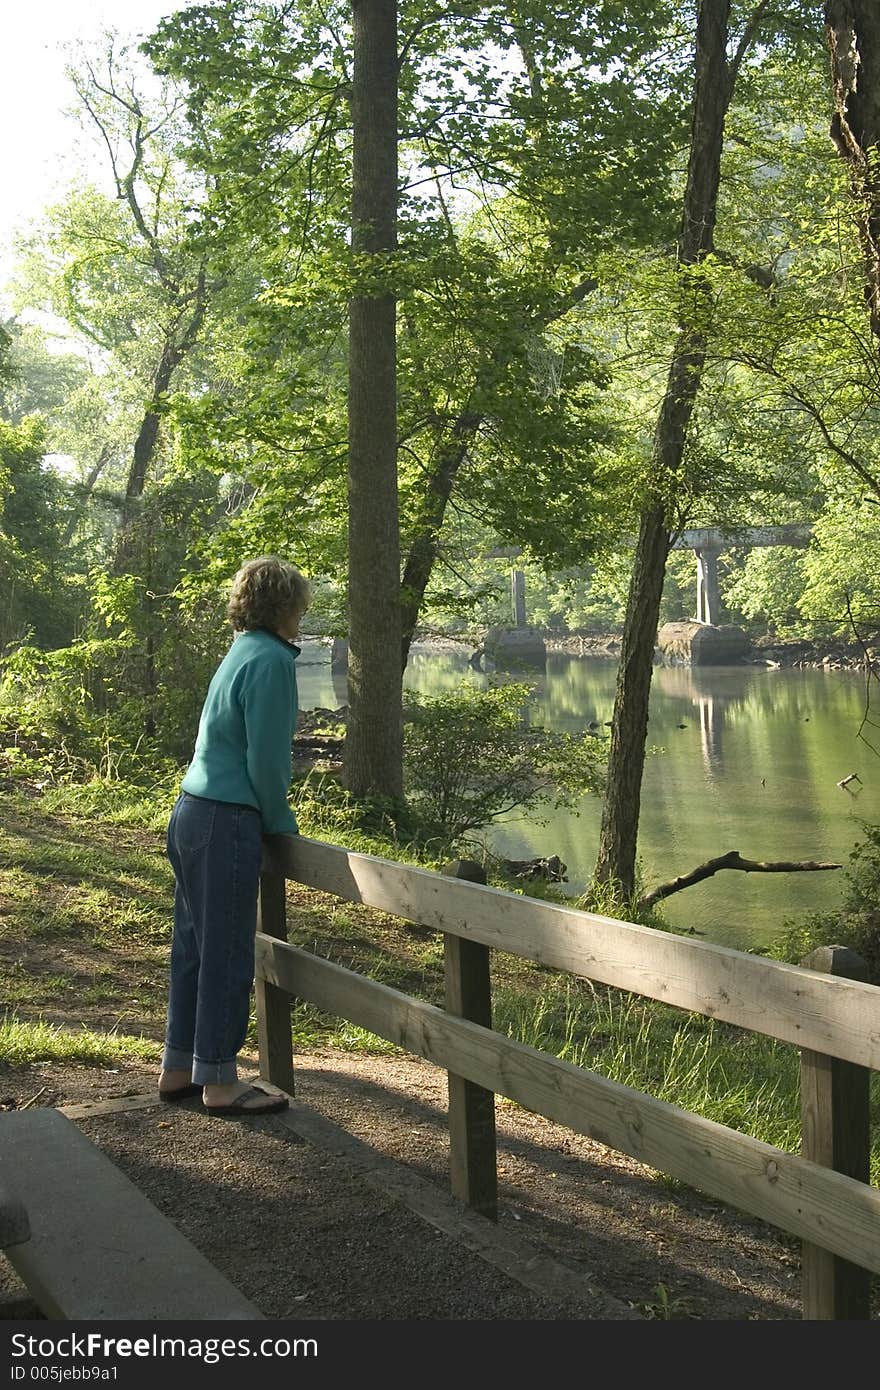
[244,628,301,658]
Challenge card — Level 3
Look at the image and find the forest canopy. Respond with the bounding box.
[1,1,878,879]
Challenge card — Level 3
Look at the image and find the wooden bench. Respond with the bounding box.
[0,1180,29,1249]
[0,1108,262,1320]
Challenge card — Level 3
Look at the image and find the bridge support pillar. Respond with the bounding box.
[511,569,527,627]
[695,546,721,625]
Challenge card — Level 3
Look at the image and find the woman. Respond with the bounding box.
[158,556,310,1116]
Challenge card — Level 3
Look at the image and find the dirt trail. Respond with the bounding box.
[0,1049,801,1321]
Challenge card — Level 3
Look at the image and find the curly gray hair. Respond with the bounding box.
[227,556,311,632]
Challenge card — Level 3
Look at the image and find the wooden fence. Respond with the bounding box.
[253,834,879,1320]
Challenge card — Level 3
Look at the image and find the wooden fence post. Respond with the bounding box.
[256,863,295,1097]
[441,859,498,1221]
[799,945,871,1319]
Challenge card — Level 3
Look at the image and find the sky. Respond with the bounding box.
[1,0,195,281]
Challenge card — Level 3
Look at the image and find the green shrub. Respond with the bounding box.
[769,821,880,982]
[0,608,219,781]
[0,638,143,781]
[402,680,605,845]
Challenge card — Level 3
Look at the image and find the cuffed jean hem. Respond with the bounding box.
[161,1046,239,1085]
[192,1056,239,1086]
[161,1044,195,1073]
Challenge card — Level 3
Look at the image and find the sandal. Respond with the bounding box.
[159,1083,204,1103]
[203,1085,289,1117]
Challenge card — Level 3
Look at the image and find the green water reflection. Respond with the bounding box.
[296,643,879,952]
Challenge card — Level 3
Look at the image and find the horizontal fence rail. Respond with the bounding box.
[255,933,880,1276]
[262,835,880,1070]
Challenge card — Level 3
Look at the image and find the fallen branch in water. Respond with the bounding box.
[837,772,862,790]
[638,850,842,910]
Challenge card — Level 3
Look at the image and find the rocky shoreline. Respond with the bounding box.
[741,633,879,671]
[300,629,877,672]
[408,629,877,671]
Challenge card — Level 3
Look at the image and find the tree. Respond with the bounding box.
[591,0,797,900]
[0,417,74,652]
[345,0,404,801]
[0,319,133,551]
[693,7,880,642]
[825,0,880,349]
[72,48,219,573]
[7,36,279,745]
[143,0,686,671]
[21,38,226,574]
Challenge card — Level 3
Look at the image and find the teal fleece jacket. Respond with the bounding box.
[181,628,300,834]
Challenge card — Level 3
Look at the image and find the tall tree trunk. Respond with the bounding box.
[825,1,880,347]
[112,280,209,575]
[126,351,178,504]
[62,445,112,545]
[344,0,403,799]
[111,346,177,577]
[400,438,470,670]
[594,0,734,898]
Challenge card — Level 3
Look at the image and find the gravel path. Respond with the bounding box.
[0,1049,802,1322]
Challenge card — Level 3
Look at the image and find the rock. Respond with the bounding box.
[298,706,347,734]
[656,620,752,667]
[483,626,547,667]
[500,855,568,882]
[440,859,488,884]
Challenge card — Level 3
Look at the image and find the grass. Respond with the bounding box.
[0,1014,159,1066]
[640,1281,699,1320]
[2,774,879,1187]
[492,980,806,1157]
[38,774,179,833]
[0,785,174,1027]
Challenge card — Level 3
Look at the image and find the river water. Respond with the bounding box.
[296,642,880,953]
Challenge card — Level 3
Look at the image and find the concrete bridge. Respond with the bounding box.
[491,525,812,628]
[670,525,811,626]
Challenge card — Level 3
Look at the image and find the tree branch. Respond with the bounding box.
[638,850,842,910]
[729,0,775,84]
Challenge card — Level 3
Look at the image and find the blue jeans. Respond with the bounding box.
[162,792,264,1086]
